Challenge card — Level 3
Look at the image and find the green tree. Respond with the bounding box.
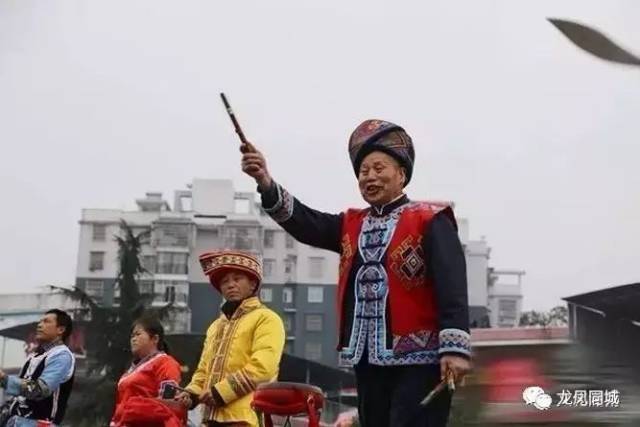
[547,305,568,326]
[53,220,171,424]
[519,310,548,327]
[519,305,568,327]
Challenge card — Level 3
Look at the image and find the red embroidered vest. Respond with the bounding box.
[336,202,456,352]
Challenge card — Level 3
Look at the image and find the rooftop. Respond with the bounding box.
[563,282,640,321]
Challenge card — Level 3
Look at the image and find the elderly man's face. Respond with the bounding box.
[358,151,406,206]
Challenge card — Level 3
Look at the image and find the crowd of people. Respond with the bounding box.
[1,250,284,427]
[0,119,471,427]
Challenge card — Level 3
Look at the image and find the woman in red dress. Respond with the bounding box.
[110,316,185,427]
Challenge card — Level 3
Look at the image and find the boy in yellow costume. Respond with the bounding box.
[176,250,285,427]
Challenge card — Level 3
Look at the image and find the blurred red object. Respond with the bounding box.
[252,382,324,427]
[482,357,571,423]
[486,358,550,402]
[111,397,186,427]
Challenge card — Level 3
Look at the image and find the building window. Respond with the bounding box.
[165,286,176,302]
[92,224,106,242]
[305,314,323,332]
[309,257,325,279]
[283,287,294,304]
[285,234,295,249]
[263,259,275,278]
[89,251,105,271]
[235,227,250,249]
[263,230,275,249]
[307,286,324,303]
[284,255,297,279]
[84,280,104,298]
[260,287,273,302]
[498,299,517,314]
[142,255,156,274]
[157,252,188,275]
[283,313,295,332]
[304,342,322,361]
[139,280,154,295]
[224,226,259,251]
[153,223,190,247]
[155,280,189,304]
[498,299,518,325]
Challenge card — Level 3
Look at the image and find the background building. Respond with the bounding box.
[76,178,524,367]
[457,220,525,328]
[488,269,525,328]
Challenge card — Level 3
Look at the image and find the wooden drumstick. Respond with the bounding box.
[220,92,249,145]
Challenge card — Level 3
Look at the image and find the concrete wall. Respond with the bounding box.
[465,240,490,307]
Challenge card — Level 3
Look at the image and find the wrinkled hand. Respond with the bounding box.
[440,354,471,385]
[174,391,193,408]
[240,141,272,191]
[199,390,217,408]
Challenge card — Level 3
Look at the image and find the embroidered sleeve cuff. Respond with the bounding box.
[214,370,257,404]
[262,183,294,223]
[438,328,471,357]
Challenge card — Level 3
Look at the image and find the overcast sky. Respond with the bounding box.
[1,0,638,311]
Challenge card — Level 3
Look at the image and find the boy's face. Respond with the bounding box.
[219,271,257,302]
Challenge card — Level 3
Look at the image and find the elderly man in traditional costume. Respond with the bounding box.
[240,120,472,427]
[175,250,285,427]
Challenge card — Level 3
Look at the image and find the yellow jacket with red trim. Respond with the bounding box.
[185,296,285,426]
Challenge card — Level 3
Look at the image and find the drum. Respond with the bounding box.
[252,382,324,427]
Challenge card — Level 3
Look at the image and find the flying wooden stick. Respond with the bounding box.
[548,18,640,66]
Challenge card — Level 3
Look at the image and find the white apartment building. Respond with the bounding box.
[488,269,525,328]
